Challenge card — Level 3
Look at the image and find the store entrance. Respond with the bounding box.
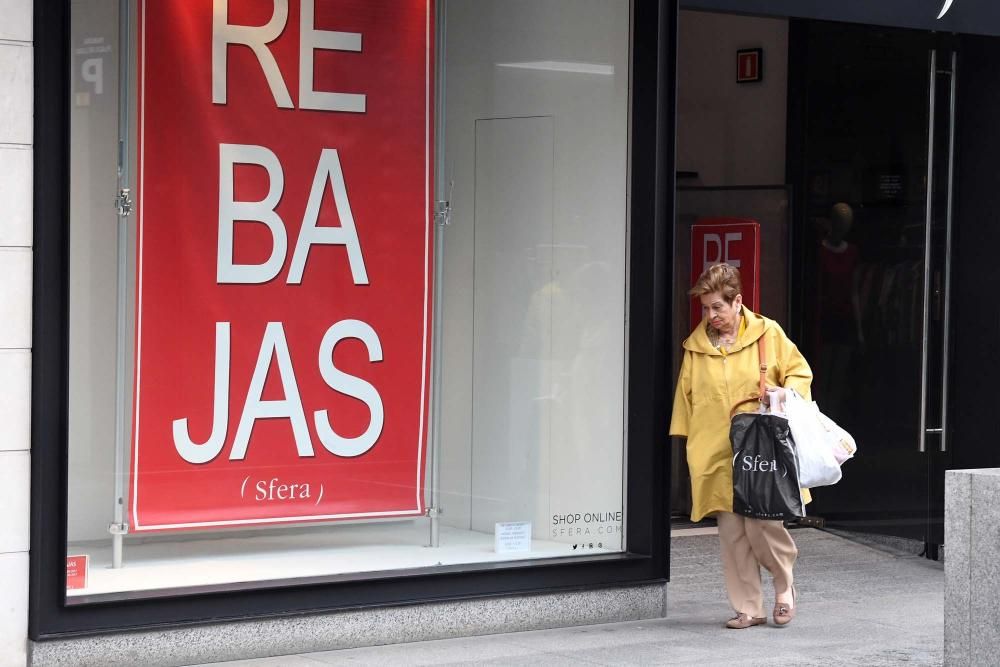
[673,11,1000,557]
[790,22,954,552]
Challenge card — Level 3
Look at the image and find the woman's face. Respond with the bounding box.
[700,291,743,332]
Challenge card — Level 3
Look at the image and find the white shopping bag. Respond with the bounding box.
[784,389,856,488]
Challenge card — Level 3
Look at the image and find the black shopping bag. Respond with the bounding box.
[730,413,804,520]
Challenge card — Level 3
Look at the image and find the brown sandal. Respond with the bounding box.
[773,585,797,626]
[726,612,767,629]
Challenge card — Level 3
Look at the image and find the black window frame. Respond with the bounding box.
[29,0,678,639]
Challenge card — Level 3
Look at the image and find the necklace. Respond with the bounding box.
[709,316,741,349]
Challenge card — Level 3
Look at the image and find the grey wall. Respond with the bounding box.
[677,10,788,187]
[945,469,1000,665]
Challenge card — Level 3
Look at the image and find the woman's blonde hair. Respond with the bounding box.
[688,263,742,303]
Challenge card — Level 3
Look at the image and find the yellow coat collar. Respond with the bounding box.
[682,307,772,356]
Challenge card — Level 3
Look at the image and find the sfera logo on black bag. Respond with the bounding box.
[733,451,790,477]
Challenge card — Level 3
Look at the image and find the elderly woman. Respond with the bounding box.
[670,263,813,629]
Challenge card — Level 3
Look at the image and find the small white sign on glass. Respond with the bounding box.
[495,521,532,554]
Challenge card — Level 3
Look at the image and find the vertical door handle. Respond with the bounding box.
[919,50,937,454]
[940,51,957,453]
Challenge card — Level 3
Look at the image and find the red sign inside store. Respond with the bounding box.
[690,219,760,328]
[66,555,89,590]
[129,0,434,531]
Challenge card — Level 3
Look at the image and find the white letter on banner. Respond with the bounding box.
[230,323,314,460]
[173,322,231,464]
[299,0,366,113]
[212,0,293,108]
[702,233,721,273]
[218,143,288,284]
[315,320,384,457]
[288,149,369,284]
[723,232,743,268]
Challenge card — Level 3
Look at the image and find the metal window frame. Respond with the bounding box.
[29,0,678,639]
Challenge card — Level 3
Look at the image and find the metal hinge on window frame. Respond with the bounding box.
[434,180,455,227]
[434,200,452,227]
[114,187,133,217]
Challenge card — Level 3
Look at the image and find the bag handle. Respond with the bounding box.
[729,334,768,419]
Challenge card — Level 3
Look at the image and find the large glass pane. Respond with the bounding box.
[798,23,931,538]
[65,0,631,602]
[438,0,630,555]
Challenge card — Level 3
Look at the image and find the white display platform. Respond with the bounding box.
[66,520,618,597]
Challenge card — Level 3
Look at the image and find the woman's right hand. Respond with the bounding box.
[764,388,787,414]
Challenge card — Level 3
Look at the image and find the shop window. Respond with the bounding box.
[66,0,631,602]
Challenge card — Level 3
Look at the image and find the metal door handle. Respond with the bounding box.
[918,50,937,454]
[940,51,957,453]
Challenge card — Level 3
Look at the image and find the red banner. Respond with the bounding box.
[690,219,760,327]
[129,0,433,531]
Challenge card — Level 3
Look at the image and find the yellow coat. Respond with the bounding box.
[669,309,813,522]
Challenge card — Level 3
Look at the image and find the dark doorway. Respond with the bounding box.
[789,21,954,548]
[941,36,1000,492]
[673,13,1000,557]
[787,19,1000,558]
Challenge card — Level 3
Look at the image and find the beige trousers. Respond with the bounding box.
[716,511,798,617]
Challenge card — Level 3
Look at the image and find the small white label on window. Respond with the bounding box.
[495,521,532,554]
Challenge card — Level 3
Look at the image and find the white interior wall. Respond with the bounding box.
[0,1,34,664]
[439,0,629,544]
[677,10,788,186]
[469,116,556,533]
[68,0,124,543]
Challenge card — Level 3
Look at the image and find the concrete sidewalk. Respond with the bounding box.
[191,529,944,666]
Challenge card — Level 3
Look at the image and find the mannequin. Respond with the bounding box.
[816,202,862,415]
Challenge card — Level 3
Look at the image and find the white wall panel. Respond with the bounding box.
[1,4,31,667]
[470,116,555,534]
[0,0,32,42]
[0,148,32,247]
[0,452,29,553]
[0,350,30,453]
[0,552,28,667]
[0,44,32,145]
[0,249,32,349]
